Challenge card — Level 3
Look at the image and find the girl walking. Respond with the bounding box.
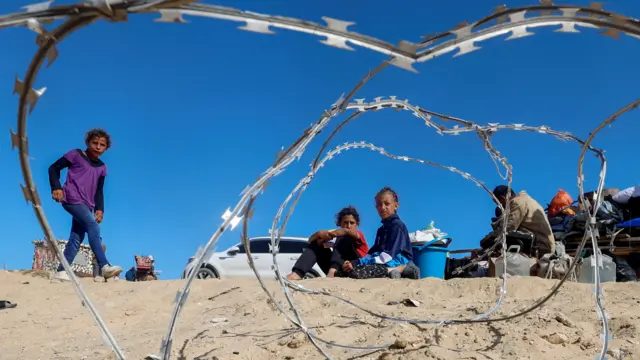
[48,128,122,281]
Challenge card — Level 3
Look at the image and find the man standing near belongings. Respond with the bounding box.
[480,185,555,258]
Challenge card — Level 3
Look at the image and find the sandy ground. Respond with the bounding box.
[1,270,640,360]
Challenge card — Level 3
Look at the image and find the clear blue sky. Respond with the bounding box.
[1,0,638,279]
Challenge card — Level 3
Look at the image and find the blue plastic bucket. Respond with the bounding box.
[412,238,451,279]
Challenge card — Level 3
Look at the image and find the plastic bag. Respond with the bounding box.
[549,189,575,217]
[410,220,448,243]
[614,256,638,282]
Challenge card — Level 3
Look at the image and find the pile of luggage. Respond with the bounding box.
[445,187,640,283]
[547,188,640,282]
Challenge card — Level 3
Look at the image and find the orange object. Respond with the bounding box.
[549,189,574,217]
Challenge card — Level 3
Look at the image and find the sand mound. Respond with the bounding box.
[1,270,640,359]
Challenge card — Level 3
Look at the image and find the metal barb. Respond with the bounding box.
[221,208,242,230]
[451,23,482,57]
[538,0,555,16]
[556,9,581,33]
[35,34,59,67]
[600,28,621,39]
[389,57,418,72]
[493,5,509,25]
[13,77,47,114]
[238,20,275,34]
[154,9,188,23]
[19,184,40,205]
[319,17,356,50]
[506,12,535,40]
[85,0,114,17]
[22,1,54,13]
[9,128,28,154]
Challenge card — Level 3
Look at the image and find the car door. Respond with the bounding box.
[248,239,274,278]
[278,239,308,275]
[216,243,248,279]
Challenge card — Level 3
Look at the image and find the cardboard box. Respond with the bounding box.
[488,257,498,277]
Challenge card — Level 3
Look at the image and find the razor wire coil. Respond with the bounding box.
[4,1,639,359]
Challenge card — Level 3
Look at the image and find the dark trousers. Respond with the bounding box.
[292,237,360,278]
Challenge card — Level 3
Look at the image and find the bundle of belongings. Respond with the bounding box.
[536,242,577,281]
[550,189,624,234]
[546,186,640,282]
[125,255,158,282]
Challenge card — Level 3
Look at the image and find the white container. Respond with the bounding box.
[578,252,617,284]
[494,245,535,277]
[473,261,489,278]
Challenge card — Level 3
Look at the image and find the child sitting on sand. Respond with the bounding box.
[287,206,369,279]
[342,186,419,280]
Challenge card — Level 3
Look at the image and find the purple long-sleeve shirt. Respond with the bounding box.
[48,149,107,211]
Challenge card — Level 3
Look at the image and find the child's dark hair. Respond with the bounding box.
[85,128,111,149]
[335,206,360,226]
[376,186,399,202]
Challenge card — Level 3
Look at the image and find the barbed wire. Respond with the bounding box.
[5,1,638,359]
[259,101,513,347]
[575,98,640,359]
[254,111,605,353]
[256,114,618,357]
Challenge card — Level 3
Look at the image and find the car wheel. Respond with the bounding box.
[196,267,218,280]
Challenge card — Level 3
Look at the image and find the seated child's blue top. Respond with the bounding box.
[353,213,413,267]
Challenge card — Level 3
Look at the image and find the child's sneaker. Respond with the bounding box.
[93,276,105,283]
[101,265,122,280]
[52,271,71,282]
[388,269,402,279]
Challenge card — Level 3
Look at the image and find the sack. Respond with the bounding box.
[613,256,638,282]
[537,251,576,281]
[596,200,624,224]
[549,189,574,217]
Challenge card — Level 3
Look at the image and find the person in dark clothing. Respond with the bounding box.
[287,206,369,280]
[342,187,420,280]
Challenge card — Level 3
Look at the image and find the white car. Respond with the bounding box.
[182,236,325,280]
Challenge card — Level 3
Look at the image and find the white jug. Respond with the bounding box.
[494,245,535,277]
